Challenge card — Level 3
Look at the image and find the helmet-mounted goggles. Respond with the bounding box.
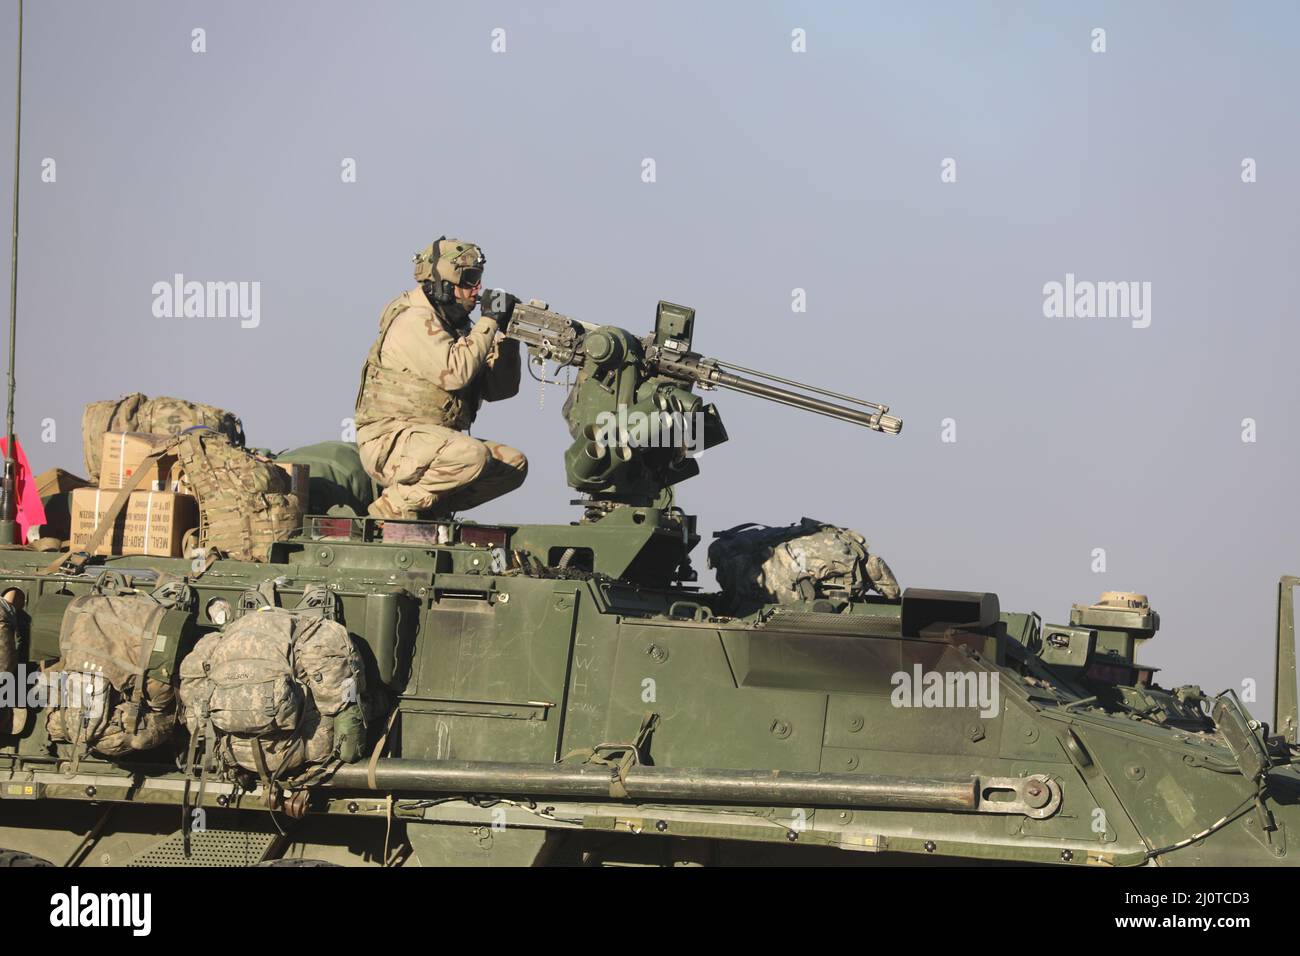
[455,265,484,289]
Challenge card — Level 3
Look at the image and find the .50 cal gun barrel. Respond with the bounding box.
[654,353,903,434]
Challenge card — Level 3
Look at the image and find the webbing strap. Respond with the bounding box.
[192,715,215,845]
[189,547,220,580]
[715,522,765,538]
[561,712,660,799]
[367,707,401,790]
[40,436,182,576]
[252,736,274,798]
[68,701,89,776]
[181,706,207,857]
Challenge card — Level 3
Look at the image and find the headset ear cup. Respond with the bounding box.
[420,279,450,305]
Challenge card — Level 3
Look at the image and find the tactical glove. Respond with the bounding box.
[480,288,519,324]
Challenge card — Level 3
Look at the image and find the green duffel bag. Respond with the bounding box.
[275,441,375,517]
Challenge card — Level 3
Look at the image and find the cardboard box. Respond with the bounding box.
[99,432,177,491]
[34,467,91,499]
[69,487,198,557]
[32,469,93,541]
[36,496,72,543]
[276,462,310,502]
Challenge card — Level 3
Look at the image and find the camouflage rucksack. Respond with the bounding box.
[707,517,900,614]
[45,583,197,769]
[173,428,302,562]
[178,599,369,788]
[82,393,245,482]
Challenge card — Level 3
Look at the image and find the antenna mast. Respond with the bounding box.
[1,0,24,544]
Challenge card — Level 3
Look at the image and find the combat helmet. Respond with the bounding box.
[413,237,486,304]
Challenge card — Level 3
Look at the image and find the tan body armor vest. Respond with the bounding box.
[354,295,481,432]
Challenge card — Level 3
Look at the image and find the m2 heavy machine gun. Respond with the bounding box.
[501,298,902,584]
[507,298,901,503]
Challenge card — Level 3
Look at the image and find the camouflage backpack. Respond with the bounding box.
[178,598,369,788]
[173,428,302,562]
[46,583,197,770]
[82,393,245,482]
[707,517,901,614]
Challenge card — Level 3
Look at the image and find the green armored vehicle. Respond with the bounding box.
[0,299,1298,868]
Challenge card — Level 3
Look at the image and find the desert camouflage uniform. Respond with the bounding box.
[355,287,525,518]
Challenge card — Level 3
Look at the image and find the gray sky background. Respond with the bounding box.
[1,1,1297,717]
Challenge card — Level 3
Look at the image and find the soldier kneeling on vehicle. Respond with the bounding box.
[354,236,527,520]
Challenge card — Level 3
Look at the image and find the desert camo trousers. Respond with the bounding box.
[358,423,528,518]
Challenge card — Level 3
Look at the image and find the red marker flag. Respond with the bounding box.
[0,436,47,544]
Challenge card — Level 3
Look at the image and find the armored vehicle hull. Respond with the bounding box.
[1,517,1298,867]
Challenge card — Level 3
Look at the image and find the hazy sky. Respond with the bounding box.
[1,1,1297,717]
